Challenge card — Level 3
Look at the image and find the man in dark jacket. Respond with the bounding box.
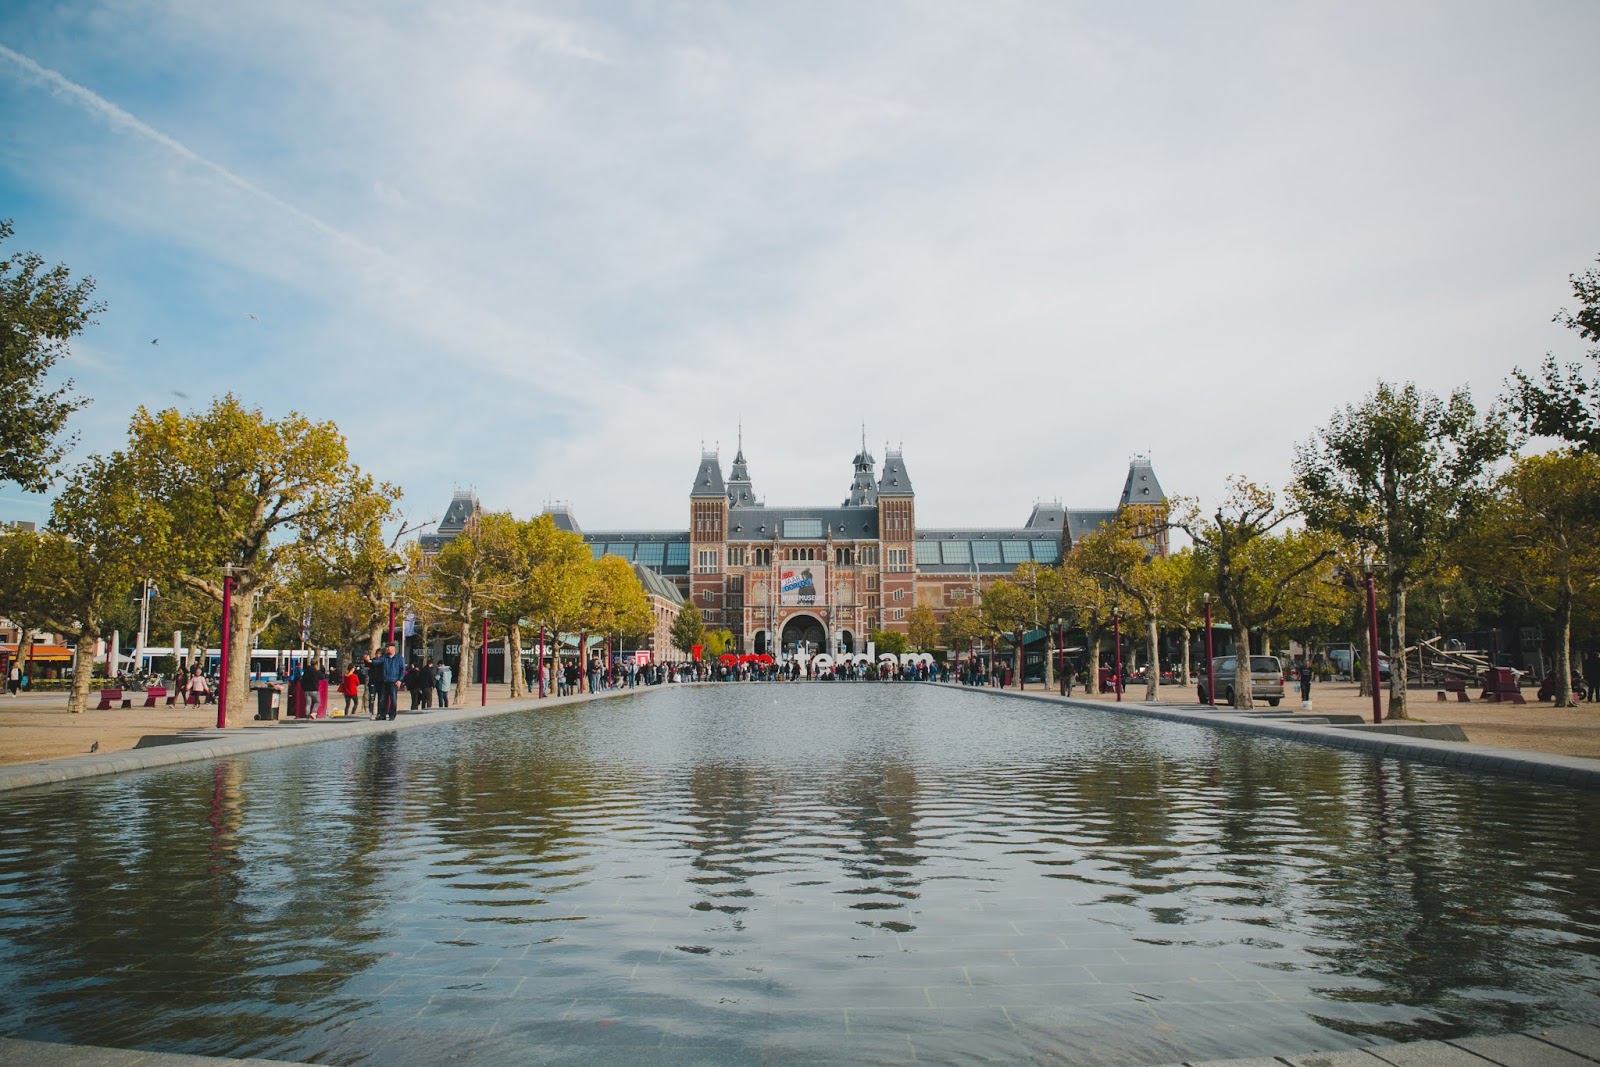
[374,644,405,720]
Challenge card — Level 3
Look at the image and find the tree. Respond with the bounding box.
[1011,561,1074,687]
[0,220,97,491]
[518,514,594,695]
[577,554,652,688]
[1461,450,1600,706]
[702,628,735,660]
[670,601,705,658]
[980,578,1032,685]
[414,511,521,700]
[1292,382,1510,717]
[870,629,908,656]
[1057,534,1123,692]
[1149,549,1203,685]
[1173,480,1334,709]
[307,482,426,656]
[907,605,940,651]
[1074,509,1170,701]
[1507,256,1600,451]
[0,452,155,712]
[940,604,987,661]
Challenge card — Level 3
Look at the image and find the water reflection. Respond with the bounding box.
[0,684,1595,1065]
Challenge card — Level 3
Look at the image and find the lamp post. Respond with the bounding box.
[481,612,489,708]
[1364,560,1382,724]
[1112,608,1123,702]
[1203,593,1215,707]
[1057,621,1066,697]
[538,624,547,698]
[218,563,234,730]
[388,600,396,645]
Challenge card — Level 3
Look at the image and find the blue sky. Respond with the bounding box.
[2,1,1597,534]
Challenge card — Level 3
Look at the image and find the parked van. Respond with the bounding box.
[1198,655,1285,706]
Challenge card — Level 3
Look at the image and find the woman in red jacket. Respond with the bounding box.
[340,664,361,716]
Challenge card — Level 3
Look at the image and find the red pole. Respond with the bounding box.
[481,614,489,707]
[538,625,547,698]
[1366,569,1382,724]
[1057,622,1066,696]
[1113,612,1123,702]
[388,600,396,644]
[1203,598,1215,707]
[218,570,233,729]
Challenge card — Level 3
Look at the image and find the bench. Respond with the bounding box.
[143,686,172,708]
[95,688,132,710]
[1436,677,1471,703]
[1480,667,1527,705]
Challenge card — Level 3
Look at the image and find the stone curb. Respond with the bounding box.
[947,684,1600,791]
[0,684,668,794]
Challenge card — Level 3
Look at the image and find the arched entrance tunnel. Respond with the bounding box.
[780,615,826,658]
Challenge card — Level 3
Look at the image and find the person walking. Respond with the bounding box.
[340,663,361,715]
[435,661,452,708]
[1298,659,1314,708]
[419,660,436,710]
[1585,651,1600,703]
[361,654,379,715]
[302,659,324,718]
[7,663,18,696]
[374,643,405,720]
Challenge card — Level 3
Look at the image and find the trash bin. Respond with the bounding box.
[254,686,280,721]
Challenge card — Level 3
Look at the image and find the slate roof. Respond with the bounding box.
[420,490,480,553]
[727,448,759,507]
[542,504,581,533]
[1066,509,1117,544]
[1119,458,1166,507]
[1024,503,1067,532]
[727,505,879,541]
[845,448,877,507]
[633,562,684,605]
[878,450,913,496]
[690,452,726,498]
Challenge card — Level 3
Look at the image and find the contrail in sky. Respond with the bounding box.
[0,41,376,256]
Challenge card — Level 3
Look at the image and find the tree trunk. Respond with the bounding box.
[1088,629,1102,694]
[456,617,471,701]
[1145,616,1159,702]
[508,624,524,699]
[1179,626,1191,686]
[577,631,589,692]
[1044,630,1055,688]
[226,594,256,722]
[1556,577,1575,708]
[68,632,97,714]
[1388,580,1408,719]
[1013,638,1023,690]
[1230,609,1253,709]
[367,619,384,657]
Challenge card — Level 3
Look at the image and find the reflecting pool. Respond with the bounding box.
[1,684,1598,1065]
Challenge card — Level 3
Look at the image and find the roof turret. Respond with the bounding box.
[727,438,759,508]
[1118,456,1166,508]
[878,449,913,496]
[690,451,726,498]
[845,443,878,507]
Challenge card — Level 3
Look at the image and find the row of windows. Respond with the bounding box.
[587,539,1058,571]
[912,539,1060,566]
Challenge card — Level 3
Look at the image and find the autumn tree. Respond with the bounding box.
[1173,481,1334,709]
[1074,509,1174,701]
[907,605,940,652]
[518,515,594,695]
[576,554,652,689]
[1460,449,1600,706]
[307,481,426,656]
[0,452,154,712]
[940,604,987,662]
[1507,255,1600,452]
[0,219,97,491]
[870,629,909,656]
[414,511,521,700]
[980,578,1033,686]
[1057,533,1123,692]
[1292,382,1509,716]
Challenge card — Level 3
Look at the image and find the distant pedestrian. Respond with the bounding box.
[7,664,18,696]
[302,660,324,717]
[419,661,436,709]
[435,661,452,708]
[1585,652,1600,702]
[361,654,379,714]
[340,664,361,715]
[374,643,405,720]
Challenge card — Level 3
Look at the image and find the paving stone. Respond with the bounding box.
[1368,1039,1498,1067]
[1181,1058,1290,1067]
[1281,1051,1388,1067]
[1451,1034,1597,1067]
[1527,1025,1600,1062]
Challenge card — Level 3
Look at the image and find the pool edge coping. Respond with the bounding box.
[0,684,678,794]
[946,683,1600,790]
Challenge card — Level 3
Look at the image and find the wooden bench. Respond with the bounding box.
[143,686,172,708]
[96,688,131,710]
[1436,677,1471,702]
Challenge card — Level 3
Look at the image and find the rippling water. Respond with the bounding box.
[1,684,1597,1065]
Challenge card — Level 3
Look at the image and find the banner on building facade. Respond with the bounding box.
[779,565,825,606]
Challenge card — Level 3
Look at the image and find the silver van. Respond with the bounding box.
[1198,655,1285,706]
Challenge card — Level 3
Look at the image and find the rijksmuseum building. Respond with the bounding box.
[422,442,1167,661]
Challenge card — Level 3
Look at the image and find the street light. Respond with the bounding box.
[1203,593,1215,708]
[481,611,490,708]
[1112,607,1123,703]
